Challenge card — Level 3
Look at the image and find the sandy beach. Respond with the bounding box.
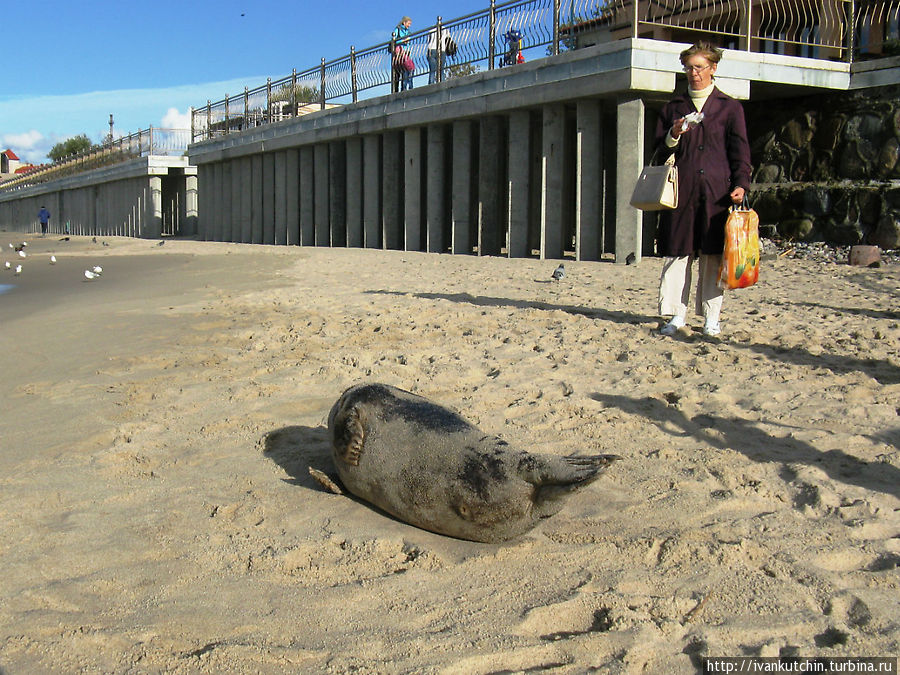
[1,231,898,673]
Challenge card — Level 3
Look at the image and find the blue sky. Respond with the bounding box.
[2,0,486,164]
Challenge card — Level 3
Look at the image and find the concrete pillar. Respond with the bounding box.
[148,175,163,239]
[239,157,252,243]
[229,159,242,242]
[363,135,381,248]
[185,174,198,236]
[299,146,315,245]
[275,151,288,245]
[451,120,474,255]
[251,154,264,244]
[263,152,275,244]
[221,161,233,241]
[314,143,329,246]
[541,104,565,259]
[382,131,403,250]
[196,165,209,240]
[329,141,347,247]
[615,96,644,264]
[404,127,422,252]
[209,163,221,241]
[426,124,447,253]
[346,137,363,248]
[478,116,504,256]
[576,100,603,261]
[507,111,531,258]
[285,149,300,246]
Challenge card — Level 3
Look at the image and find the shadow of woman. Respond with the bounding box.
[591,392,900,500]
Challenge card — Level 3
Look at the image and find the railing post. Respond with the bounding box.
[846,0,856,63]
[225,94,230,135]
[437,16,444,83]
[206,101,211,141]
[244,87,250,129]
[190,107,195,143]
[744,0,752,51]
[489,0,496,69]
[139,129,143,157]
[292,68,298,116]
[320,57,327,110]
[633,0,639,38]
[266,78,272,124]
[351,46,358,102]
[553,0,561,55]
[149,126,154,155]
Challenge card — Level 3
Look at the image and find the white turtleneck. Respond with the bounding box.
[666,82,715,147]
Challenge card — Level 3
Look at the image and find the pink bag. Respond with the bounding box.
[403,55,415,72]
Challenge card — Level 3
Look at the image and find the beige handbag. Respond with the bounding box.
[630,152,678,211]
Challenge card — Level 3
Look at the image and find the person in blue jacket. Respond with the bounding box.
[391,16,414,92]
[38,206,51,236]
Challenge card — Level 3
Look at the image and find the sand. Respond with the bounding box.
[1,232,898,673]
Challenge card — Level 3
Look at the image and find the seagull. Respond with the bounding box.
[92,237,97,243]
[84,270,98,280]
[7,243,11,249]
[14,264,22,275]
[551,263,565,281]
[50,255,57,264]
[4,261,9,269]
[18,250,26,259]
[157,240,165,246]
[92,265,103,275]
[102,241,110,247]
[625,252,636,265]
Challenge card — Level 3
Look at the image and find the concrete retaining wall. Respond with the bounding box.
[0,157,197,238]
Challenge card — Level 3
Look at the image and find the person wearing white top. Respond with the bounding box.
[427,28,455,84]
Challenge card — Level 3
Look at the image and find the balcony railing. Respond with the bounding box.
[191,0,898,142]
[0,127,190,192]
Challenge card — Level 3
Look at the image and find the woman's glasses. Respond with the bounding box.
[683,64,712,73]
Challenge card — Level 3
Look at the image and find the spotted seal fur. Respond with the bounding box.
[326,382,620,543]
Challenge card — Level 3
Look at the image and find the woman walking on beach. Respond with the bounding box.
[655,42,752,337]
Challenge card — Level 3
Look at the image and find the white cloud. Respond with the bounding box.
[161,107,191,129]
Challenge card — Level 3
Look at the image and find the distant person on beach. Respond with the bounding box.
[38,206,51,236]
[391,16,414,93]
[655,41,751,338]
[427,26,456,84]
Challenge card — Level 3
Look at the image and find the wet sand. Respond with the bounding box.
[1,231,898,673]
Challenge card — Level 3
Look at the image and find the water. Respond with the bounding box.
[0,284,15,296]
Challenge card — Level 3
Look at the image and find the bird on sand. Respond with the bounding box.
[551,263,565,280]
[50,255,57,264]
[84,270,99,280]
[4,261,9,269]
[14,264,22,275]
[18,250,26,259]
[92,266,103,275]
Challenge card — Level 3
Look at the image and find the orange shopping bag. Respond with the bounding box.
[718,202,760,290]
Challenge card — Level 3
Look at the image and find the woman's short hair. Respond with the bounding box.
[680,41,723,65]
[401,16,412,24]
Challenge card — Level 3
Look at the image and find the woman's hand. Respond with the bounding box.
[730,187,746,204]
[670,118,687,139]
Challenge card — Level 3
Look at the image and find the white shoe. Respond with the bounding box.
[703,322,721,337]
[660,316,685,336]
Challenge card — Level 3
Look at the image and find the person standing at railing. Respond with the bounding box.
[391,16,414,92]
[655,41,751,338]
[38,205,51,237]
[427,26,456,84]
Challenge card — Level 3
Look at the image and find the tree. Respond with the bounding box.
[48,135,95,163]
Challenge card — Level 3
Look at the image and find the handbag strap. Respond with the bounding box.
[647,146,676,167]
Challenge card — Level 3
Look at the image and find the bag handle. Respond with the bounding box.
[729,194,751,212]
[646,145,676,167]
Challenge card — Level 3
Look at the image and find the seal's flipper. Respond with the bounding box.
[524,454,621,518]
[333,404,366,466]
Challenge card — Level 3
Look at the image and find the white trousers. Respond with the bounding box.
[658,254,723,324]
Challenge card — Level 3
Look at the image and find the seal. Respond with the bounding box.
[327,383,620,543]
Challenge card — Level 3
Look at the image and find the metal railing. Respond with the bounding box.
[0,127,190,192]
[191,0,898,142]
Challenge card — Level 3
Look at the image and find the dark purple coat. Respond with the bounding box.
[654,87,752,256]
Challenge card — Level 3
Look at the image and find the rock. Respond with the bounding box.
[871,214,900,249]
[802,187,832,217]
[754,164,782,184]
[781,218,815,240]
[877,137,900,178]
[849,245,881,266]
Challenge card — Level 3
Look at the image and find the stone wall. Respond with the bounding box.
[745,84,900,249]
